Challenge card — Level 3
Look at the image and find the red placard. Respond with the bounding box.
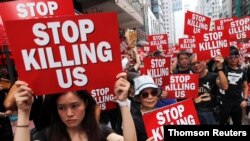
[184,11,211,36]
[195,31,230,61]
[0,0,74,21]
[0,17,4,45]
[4,12,121,106]
[143,99,200,141]
[148,34,168,52]
[166,74,198,99]
[214,17,235,31]
[140,57,170,87]
[179,38,196,53]
[224,16,250,40]
[238,42,250,58]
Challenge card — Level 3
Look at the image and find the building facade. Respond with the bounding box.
[162,0,175,45]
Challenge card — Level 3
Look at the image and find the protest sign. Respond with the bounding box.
[225,16,250,40]
[166,74,198,99]
[140,57,170,87]
[148,34,168,52]
[4,13,121,104]
[179,38,196,53]
[0,0,74,20]
[214,17,235,31]
[184,11,211,36]
[195,31,230,60]
[143,99,200,141]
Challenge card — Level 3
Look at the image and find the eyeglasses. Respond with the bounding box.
[191,61,201,66]
[140,89,159,99]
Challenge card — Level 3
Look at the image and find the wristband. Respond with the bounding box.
[243,98,248,102]
[117,99,129,107]
[16,124,29,127]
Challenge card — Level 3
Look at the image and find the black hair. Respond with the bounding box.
[177,50,191,59]
[48,90,102,141]
[230,46,239,56]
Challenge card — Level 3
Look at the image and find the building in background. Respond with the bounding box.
[196,0,221,30]
[151,0,166,34]
[162,0,175,45]
[221,0,232,18]
[77,0,144,29]
[232,0,250,18]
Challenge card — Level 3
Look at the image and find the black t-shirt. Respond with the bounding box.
[223,67,247,101]
[131,108,148,141]
[30,95,53,131]
[33,124,114,141]
[173,68,192,74]
[195,72,219,112]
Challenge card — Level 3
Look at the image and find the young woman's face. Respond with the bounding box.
[57,92,86,128]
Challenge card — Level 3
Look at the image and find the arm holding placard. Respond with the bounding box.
[214,56,228,90]
[108,72,137,141]
[13,81,33,141]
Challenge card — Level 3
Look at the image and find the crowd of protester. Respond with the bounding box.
[0,41,250,141]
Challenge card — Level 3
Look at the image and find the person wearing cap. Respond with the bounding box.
[131,75,162,141]
[190,53,228,125]
[219,46,248,125]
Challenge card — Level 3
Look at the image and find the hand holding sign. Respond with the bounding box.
[114,72,130,103]
[14,80,34,112]
[214,55,224,70]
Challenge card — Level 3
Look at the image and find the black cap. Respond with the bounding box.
[230,46,239,56]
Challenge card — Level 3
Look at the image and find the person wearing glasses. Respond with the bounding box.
[131,75,162,141]
[190,53,228,125]
[219,46,248,125]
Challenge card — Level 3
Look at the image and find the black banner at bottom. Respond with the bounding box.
[164,125,250,140]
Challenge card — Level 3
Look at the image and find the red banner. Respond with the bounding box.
[224,16,250,40]
[195,31,230,61]
[214,17,235,31]
[143,99,200,141]
[140,57,170,87]
[166,74,198,99]
[0,0,74,21]
[179,38,196,53]
[4,12,121,110]
[148,34,168,52]
[184,11,211,36]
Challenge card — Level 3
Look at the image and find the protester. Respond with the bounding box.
[0,84,13,141]
[172,50,192,74]
[4,84,53,135]
[219,46,248,125]
[13,72,137,141]
[131,75,162,141]
[190,53,228,125]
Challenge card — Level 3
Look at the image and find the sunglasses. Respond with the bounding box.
[140,89,159,99]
